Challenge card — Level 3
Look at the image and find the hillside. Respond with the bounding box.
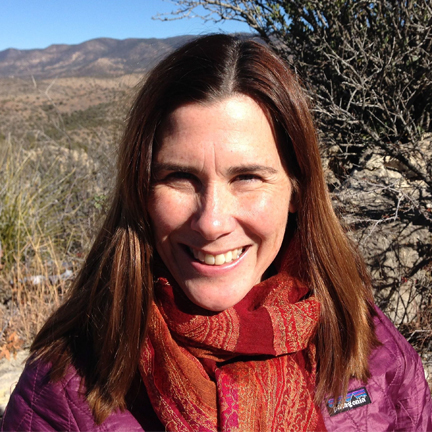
[0,36,194,79]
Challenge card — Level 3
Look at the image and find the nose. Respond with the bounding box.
[190,183,236,241]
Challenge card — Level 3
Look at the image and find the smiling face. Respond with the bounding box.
[148,95,295,311]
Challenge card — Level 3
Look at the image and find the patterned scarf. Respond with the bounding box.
[139,256,327,431]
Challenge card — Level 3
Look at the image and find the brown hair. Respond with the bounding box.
[31,34,378,422]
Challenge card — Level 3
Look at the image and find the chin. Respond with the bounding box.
[184,289,249,312]
[197,301,236,312]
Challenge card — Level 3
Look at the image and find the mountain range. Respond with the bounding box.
[0,36,194,79]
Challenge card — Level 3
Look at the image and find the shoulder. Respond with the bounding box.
[1,358,83,431]
[371,307,432,429]
[321,307,432,431]
[1,358,144,432]
[371,307,430,402]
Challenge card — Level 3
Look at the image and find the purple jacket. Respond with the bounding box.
[2,308,432,431]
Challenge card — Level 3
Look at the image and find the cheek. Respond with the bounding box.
[243,192,290,244]
[148,189,192,238]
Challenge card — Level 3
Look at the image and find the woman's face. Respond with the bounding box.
[149,95,295,311]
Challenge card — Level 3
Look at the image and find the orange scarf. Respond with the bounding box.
[140,262,326,431]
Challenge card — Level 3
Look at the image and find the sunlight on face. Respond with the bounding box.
[149,95,295,311]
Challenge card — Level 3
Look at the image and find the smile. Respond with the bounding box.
[189,247,245,266]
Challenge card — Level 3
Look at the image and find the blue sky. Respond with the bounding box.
[0,0,250,51]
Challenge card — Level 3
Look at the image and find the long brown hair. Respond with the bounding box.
[31,34,378,423]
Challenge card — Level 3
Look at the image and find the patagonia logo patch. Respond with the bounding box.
[326,387,371,416]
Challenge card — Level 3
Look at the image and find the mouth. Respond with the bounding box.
[187,246,246,266]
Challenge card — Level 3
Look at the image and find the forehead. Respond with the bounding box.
[155,95,282,165]
[162,97,256,132]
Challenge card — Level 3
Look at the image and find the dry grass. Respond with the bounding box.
[0,75,138,355]
[0,134,98,354]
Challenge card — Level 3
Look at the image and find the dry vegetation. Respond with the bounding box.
[0,74,141,358]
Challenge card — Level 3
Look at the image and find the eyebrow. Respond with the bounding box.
[152,163,201,176]
[152,163,278,176]
[226,164,278,176]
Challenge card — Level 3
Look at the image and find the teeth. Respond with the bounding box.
[190,247,244,266]
[225,251,233,263]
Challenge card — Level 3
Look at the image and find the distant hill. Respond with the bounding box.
[0,36,194,79]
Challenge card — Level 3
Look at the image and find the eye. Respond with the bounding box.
[167,171,195,180]
[158,171,201,191]
[234,174,263,182]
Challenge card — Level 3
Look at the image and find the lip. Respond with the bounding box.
[182,243,248,256]
[181,243,249,274]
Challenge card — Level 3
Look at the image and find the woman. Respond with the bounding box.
[2,34,431,431]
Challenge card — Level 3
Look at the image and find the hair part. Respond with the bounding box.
[31,34,378,423]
